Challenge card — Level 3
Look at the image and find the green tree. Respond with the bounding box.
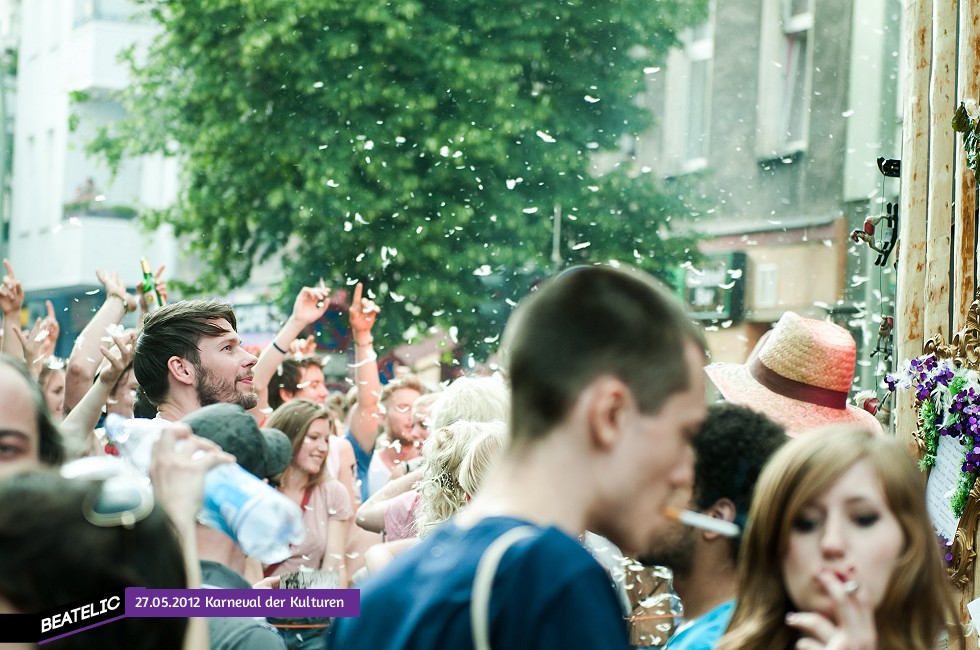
[91,0,706,355]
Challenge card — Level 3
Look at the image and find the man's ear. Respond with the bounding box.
[585,376,629,450]
[701,498,737,541]
[167,356,195,387]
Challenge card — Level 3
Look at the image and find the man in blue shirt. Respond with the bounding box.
[328,264,708,649]
[640,403,787,650]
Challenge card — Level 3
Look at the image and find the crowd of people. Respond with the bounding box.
[0,257,965,650]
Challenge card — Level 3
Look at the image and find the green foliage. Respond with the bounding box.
[90,0,707,354]
[952,102,980,182]
[918,400,937,471]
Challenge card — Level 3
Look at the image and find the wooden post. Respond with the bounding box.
[923,0,957,342]
[895,0,932,448]
[954,0,980,331]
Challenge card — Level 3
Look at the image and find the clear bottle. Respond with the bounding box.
[105,414,306,564]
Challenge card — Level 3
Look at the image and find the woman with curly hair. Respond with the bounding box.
[414,420,506,538]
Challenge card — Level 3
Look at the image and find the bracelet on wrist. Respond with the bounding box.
[354,338,374,347]
[107,292,136,313]
[271,340,287,354]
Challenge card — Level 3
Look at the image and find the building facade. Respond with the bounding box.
[8,0,179,353]
[636,0,902,390]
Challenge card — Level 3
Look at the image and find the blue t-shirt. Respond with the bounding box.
[665,599,735,650]
[346,430,373,503]
[326,517,628,649]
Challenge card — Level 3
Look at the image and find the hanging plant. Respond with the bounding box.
[886,354,980,517]
[952,101,980,181]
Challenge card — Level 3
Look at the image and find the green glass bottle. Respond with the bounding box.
[140,257,164,312]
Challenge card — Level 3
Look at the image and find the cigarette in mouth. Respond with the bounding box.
[663,506,741,537]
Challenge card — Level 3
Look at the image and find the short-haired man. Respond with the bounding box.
[363,374,426,496]
[640,402,787,650]
[328,264,707,649]
[267,355,329,410]
[133,300,258,421]
[0,354,65,470]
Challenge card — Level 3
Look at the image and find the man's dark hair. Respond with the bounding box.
[692,402,787,559]
[0,354,64,465]
[133,299,238,406]
[502,265,706,444]
[268,355,323,409]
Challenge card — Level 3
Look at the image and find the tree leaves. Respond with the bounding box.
[89,0,707,355]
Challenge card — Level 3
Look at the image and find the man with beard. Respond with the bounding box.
[133,299,259,421]
[639,402,786,650]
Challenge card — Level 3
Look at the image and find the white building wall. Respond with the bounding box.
[9,0,175,295]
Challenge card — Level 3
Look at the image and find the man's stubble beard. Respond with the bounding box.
[194,364,258,410]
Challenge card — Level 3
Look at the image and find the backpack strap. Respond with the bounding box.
[470,526,536,650]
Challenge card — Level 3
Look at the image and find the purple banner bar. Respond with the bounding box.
[125,588,360,618]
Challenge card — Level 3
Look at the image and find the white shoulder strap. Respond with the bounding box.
[470,526,536,650]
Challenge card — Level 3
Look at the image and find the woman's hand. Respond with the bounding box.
[785,570,876,650]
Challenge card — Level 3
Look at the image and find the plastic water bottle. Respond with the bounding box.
[105,414,306,564]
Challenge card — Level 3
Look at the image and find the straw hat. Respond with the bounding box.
[704,312,882,437]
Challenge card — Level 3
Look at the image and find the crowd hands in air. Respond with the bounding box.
[0,257,963,650]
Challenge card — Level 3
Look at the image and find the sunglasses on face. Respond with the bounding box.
[61,456,155,529]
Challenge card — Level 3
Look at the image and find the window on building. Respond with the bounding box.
[658,4,714,175]
[757,0,814,158]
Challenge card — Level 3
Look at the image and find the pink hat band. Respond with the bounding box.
[750,356,848,410]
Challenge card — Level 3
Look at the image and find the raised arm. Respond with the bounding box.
[150,424,233,650]
[249,285,330,417]
[355,467,423,533]
[60,330,136,458]
[65,270,137,412]
[14,314,59,380]
[0,259,25,360]
[346,283,382,454]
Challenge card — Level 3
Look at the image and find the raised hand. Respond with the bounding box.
[14,317,51,374]
[97,330,137,388]
[349,282,379,338]
[290,334,317,355]
[292,285,331,326]
[149,424,234,533]
[0,258,24,315]
[95,269,137,312]
[37,301,61,362]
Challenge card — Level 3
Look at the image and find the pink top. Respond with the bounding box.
[269,479,353,576]
[383,490,421,541]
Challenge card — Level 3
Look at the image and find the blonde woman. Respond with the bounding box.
[457,424,507,499]
[717,426,961,650]
[414,420,506,538]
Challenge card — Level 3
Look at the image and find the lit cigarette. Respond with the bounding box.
[663,506,740,537]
